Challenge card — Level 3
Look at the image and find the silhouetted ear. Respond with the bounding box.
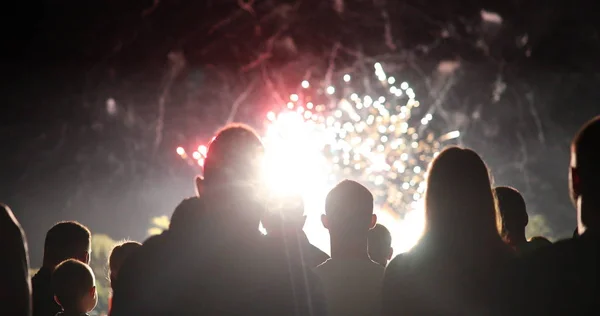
[54,295,61,306]
[571,167,580,197]
[370,214,377,229]
[301,215,307,228]
[91,286,97,299]
[84,252,90,264]
[388,247,394,260]
[195,176,204,197]
[321,214,329,229]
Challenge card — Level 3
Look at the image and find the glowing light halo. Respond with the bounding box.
[176,62,460,255]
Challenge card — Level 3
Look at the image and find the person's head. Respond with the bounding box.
[368,224,393,267]
[262,194,306,237]
[108,241,141,287]
[423,147,504,250]
[494,186,528,246]
[196,124,266,231]
[52,259,97,313]
[570,116,600,234]
[169,197,205,235]
[199,123,265,193]
[322,180,377,240]
[43,221,91,268]
[0,204,31,316]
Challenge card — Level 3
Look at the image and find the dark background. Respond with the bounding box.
[2,0,599,267]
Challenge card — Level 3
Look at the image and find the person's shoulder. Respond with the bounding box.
[385,252,409,272]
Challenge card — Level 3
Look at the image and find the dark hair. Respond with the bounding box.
[108,241,141,286]
[325,180,374,233]
[44,221,91,266]
[423,147,506,253]
[369,223,392,251]
[572,116,600,200]
[494,186,528,238]
[52,259,94,310]
[203,123,264,186]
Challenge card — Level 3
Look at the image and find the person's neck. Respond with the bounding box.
[329,234,370,260]
[578,197,600,235]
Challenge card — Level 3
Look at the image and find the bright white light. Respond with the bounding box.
[387,77,396,84]
[375,205,425,255]
[198,145,207,156]
[290,94,299,102]
[301,80,310,89]
[343,74,351,82]
[176,147,185,156]
[192,151,201,160]
[326,86,336,95]
[400,82,409,90]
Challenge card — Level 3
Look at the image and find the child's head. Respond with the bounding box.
[52,259,97,313]
[108,241,141,287]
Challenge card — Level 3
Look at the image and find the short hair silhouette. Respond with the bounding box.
[494,186,528,244]
[325,180,374,234]
[424,147,505,251]
[109,241,141,286]
[368,224,393,266]
[43,221,91,267]
[570,116,600,230]
[203,123,264,186]
[52,259,95,311]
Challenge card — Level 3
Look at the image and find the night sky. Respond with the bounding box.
[3,0,599,267]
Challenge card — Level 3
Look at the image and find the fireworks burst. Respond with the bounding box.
[177,62,459,253]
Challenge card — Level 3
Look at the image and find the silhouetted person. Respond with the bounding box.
[111,124,325,315]
[315,180,383,316]
[107,241,141,313]
[52,259,97,316]
[33,222,91,316]
[168,196,206,237]
[368,223,393,267]
[262,194,329,268]
[0,204,31,316]
[495,186,551,254]
[383,147,512,315]
[520,116,600,315]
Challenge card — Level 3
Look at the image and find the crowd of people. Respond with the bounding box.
[1,115,599,316]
